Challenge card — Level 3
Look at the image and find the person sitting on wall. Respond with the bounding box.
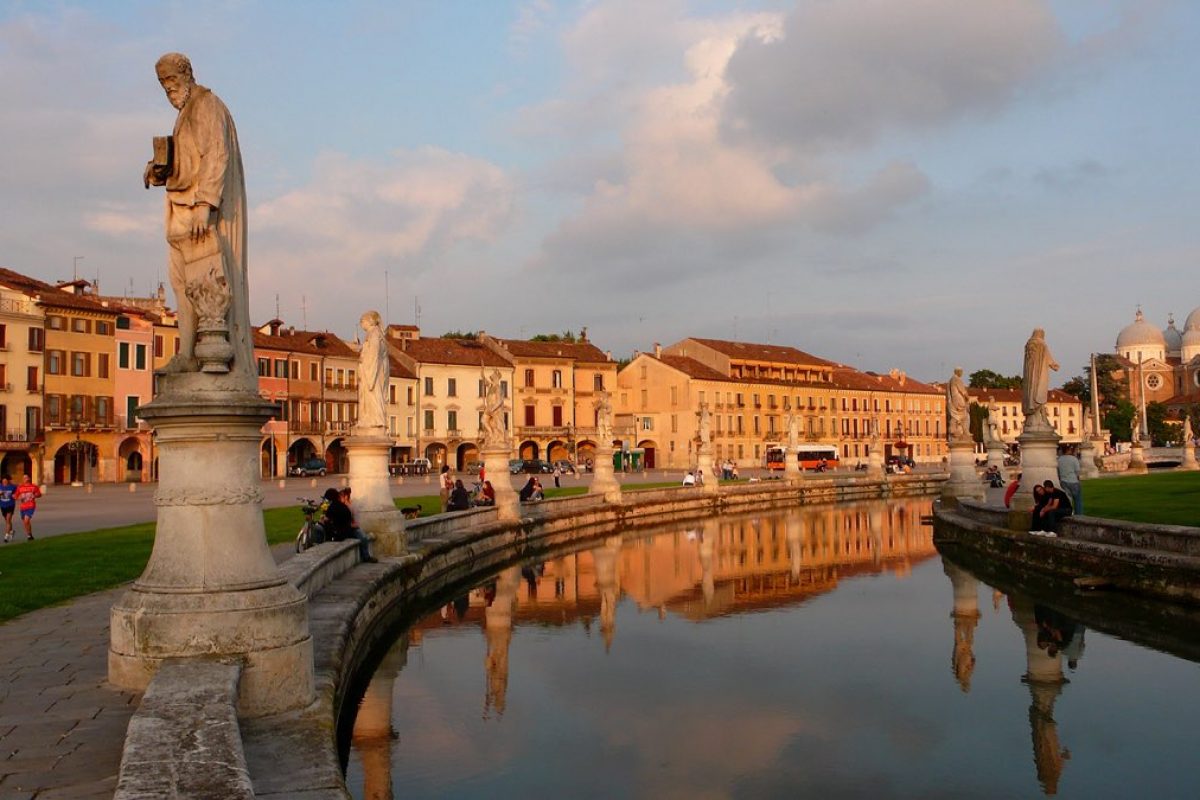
[682,471,696,487]
[323,487,377,563]
[519,476,537,502]
[1035,479,1074,534]
[477,480,496,506]
[447,479,471,511]
[1004,473,1022,508]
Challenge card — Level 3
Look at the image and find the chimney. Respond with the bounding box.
[268,319,282,336]
[654,342,662,358]
[605,350,612,361]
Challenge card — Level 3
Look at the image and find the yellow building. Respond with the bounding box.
[0,268,47,480]
[617,337,945,469]
[967,388,1083,445]
[482,332,617,466]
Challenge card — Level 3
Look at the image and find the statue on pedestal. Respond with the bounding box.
[787,414,799,449]
[947,367,970,440]
[1131,415,1141,443]
[1184,416,1194,445]
[355,311,388,432]
[144,52,254,387]
[1022,329,1060,431]
[481,368,506,448]
[595,391,613,445]
[697,403,712,447]
[981,397,1000,446]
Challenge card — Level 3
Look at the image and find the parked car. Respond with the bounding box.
[552,460,577,474]
[521,459,554,474]
[464,460,485,475]
[392,458,431,476]
[290,457,327,477]
[509,459,526,474]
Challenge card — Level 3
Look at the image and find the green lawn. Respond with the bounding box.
[1083,471,1200,528]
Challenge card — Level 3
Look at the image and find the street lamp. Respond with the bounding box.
[67,414,86,486]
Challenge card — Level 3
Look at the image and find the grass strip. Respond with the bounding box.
[1082,471,1200,528]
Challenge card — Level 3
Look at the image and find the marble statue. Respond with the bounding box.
[947,367,970,439]
[981,397,1000,445]
[144,52,254,385]
[869,415,880,446]
[1131,415,1140,443]
[481,368,506,446]
[1022,329,1060,429]
[356,311,388,430]
[1185,416,1194,445]
[697,403,712,445]
[595,391,613,444]
[1081,406,1093,439]
[787,414,799,449]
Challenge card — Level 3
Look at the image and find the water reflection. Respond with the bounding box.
[346,499,1200,798]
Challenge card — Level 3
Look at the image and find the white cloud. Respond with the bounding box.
[510,0,555,52]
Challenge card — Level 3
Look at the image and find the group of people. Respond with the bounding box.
[996,445,1084,536]
[719,460,739,480]
[518,477,544,502]
[0,474,42,542]
[318,486,377,563]
[440,466,496,512]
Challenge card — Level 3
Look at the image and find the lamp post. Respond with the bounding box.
[67,414,85,486]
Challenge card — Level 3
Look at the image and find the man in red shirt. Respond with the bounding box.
[15,474,41,541]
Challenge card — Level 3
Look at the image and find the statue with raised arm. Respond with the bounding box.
[947,367,970,440]
[144,52,254,387]
[355,311,388,431]
[595,391,613,445]
[481,368,506,447]
[1022,329,1060,430]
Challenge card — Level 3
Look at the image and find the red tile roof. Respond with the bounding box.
[0,267,119,313]
[686,337,838,368]
[400,337,511,367]
[496,337,610,362]
[656,355,736,382]
[832,367,940,395]
[967,388,1080,403]
[252,328,357,359]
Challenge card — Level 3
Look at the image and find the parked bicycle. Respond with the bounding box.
[295,497,327,553]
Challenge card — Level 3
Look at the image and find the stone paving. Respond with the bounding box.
[0,587,136,800]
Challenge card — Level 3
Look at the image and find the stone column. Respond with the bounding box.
[346,430,406,556]
[696,444,718,494]
[590,444,622,503]
[867,447,885,478]
[1078,438,1101,479]
[109,378,313,717]
[1013,425,1061,512]
[985,439,1007,473]
[944,437,983,501]
[783,446,801,481]
[480,443,520,522]
[1182,441,1199,471]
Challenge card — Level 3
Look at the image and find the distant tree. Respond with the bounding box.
[1089,354,1128,414]
[1104,399,1136,443]
[1059,375,1088,403]
[440,330,476,339]
[1188,404,1200,440]
[1146,401,1172,447]
[530,330,577,343]
[968,403,988,444]
[967,369,1022,390]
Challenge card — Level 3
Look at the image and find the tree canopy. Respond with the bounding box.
[967,369,1022,389]
[440,330,477,339]
[530,330,578,343]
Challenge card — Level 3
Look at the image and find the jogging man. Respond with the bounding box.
[14,474,42,541]
[0,475,15,541]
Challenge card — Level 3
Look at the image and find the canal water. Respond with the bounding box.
[345,498,1200,798]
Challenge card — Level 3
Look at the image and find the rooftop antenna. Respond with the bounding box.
[275,293,280,320]
[301,295,308,330]
[414,296,421,328]
[73,255,84,282]
[384,269,390,323]
[733,315,739,341]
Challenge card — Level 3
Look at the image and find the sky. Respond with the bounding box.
[2,0,1198,385]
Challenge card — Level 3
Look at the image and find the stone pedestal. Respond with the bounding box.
[1182,444,1199,471]
[1127,442,1149,474]
[867,447,885,478]
[345,430,406,556]
[1078,439,1101,479]
[590,445,622,503]
[986,440,1007,473]
[1014,425,1062,511]
[944,438,983,501]
[109,379,313,717]
[784,446,801,481]
[481,444,520,522]
[696,446,718,494]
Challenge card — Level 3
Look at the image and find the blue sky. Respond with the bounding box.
[2,0,1198,383]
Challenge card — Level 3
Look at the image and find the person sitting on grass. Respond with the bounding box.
[447,479,471,511]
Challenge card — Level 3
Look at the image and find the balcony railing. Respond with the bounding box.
[289,421,324,435]
[516,425,572,436]
[323,381,357,391]
[4,429,43,442]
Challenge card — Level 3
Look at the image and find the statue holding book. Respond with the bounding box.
[144,52,255,388]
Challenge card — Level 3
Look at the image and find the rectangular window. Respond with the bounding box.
[594,374,604,391]
[0,323,5,348]
[389,385,396,404]
[424,376,434,395]
[274,359,287,378]
[97,353,110,379]
[47,394,62,424]
[71,352,89,377]
[552,406,563,426]
[116,316,130,330]
[478,379,485,397]
[423,409,434,430]
[552,370,563,388]
[524,405,535,426]
[501,380,508,399]
[135,344,147,370]
[173,337,180,354]
[96,320,112,336]
[120,343,132,370]
[447,410,458,431]
[71,318,89,333]
[670,414,678,433]
[95,396,111,426]
[325,368,334,386]
[525,369,535,388]
[290,360,299,380]
[257,357,269,376]
[670,386,678,405]
[406,386,414,404]
[28,327,44,352]
[47,315,65,330]
[642,417,653,431]
[154,335,164,357]
[27,366,38,392]
[309,363,318,382]
[447,378,457,397]
[407,416,415,436]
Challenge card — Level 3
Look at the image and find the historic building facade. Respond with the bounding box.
[967,388,1083,446]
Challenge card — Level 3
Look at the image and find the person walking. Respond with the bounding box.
[14,474,41,541]
[0,475,16,541]
[1057,445,1083,514]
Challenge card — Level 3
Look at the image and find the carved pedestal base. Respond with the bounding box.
[696,447,718,494]
[1128,442,1149,474]
[784,448,801,482]
[482,445,520,522]
[1078,439,1101,479]
[986,440,1007,473]
[944,438,984,502]
[1181,443,1199,471]
[1014,425,1062,512]
[867,448,885,479]
[109,382,313,717]
[590,446,622,503]
[346,431,406,556]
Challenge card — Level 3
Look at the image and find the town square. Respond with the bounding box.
[1,2,1200,798]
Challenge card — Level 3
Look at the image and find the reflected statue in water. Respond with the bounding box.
[484,566,521,718]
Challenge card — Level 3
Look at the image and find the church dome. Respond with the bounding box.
[1116,309,1166,350]
[1185,306,1200,332]
[1164,314,1183,356]
[1182,327,1200,363]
